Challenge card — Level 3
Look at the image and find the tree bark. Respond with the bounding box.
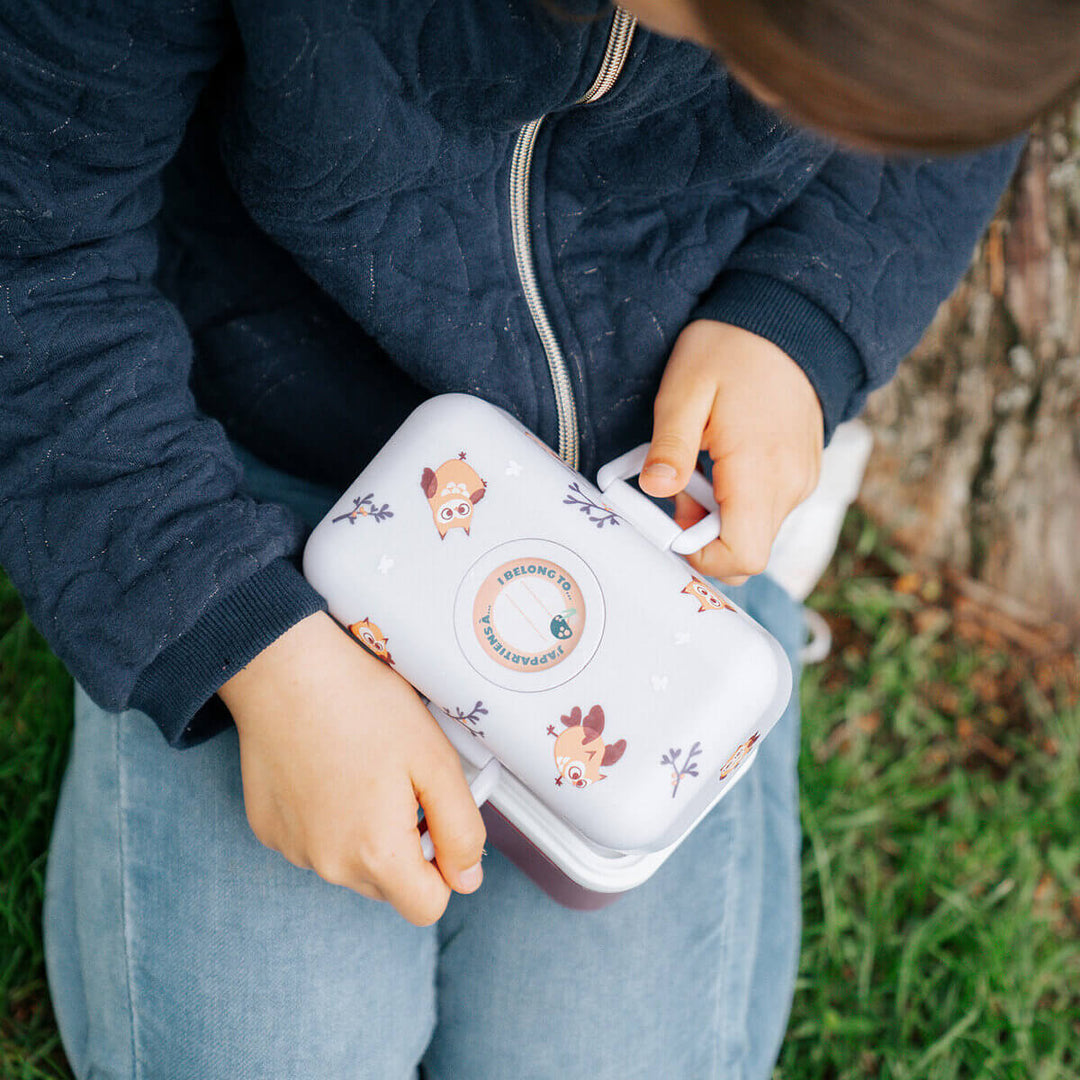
[858,98,1080,636]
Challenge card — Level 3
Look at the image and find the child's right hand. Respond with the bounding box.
[218,611,486,926]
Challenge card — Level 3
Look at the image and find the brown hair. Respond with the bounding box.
[686,0,1080,152]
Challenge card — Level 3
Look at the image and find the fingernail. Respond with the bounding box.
[642,462,677,484]
[458,861,483,893]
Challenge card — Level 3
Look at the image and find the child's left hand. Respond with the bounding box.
[638,319,824,585]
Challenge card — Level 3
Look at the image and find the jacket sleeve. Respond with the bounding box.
[692,138,1025,441]
[0,1,327,746]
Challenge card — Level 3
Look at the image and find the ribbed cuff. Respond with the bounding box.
[130,557,328,747]
[692,271,865,443]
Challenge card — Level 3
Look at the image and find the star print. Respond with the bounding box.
[555,776,563,787]
[377,555,394,574]
[505,460,522,477]
[546,724,556,736]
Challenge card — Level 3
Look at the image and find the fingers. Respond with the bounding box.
[312,781,455,927]
[353,882,388,903]
[341,733,486,926]
[639,341,715,499]
[365,792,457,926]
[412,744,487,896]
[672,490,707,532]
[311,728,486,925]
[227,619,483,927]
[671,461,787,584]
[644,319,825,583]
[680,452,781,584]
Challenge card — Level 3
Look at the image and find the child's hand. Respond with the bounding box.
[218,611,486,926]
[638,320,824,584]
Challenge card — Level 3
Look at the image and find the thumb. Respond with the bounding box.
[639,358,714,499]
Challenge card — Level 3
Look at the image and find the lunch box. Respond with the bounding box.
[302,394,792,908]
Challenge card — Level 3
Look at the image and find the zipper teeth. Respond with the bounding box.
[577,7,637,104]
[510,8,637,470]
[510,116,580,467]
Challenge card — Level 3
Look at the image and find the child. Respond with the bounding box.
[2,0,1075,1076]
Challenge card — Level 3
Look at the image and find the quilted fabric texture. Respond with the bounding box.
[0,0,1021,743]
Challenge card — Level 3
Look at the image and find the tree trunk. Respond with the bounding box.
[858,98,1080,637]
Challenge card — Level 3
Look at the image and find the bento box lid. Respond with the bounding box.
[303,394,792,855]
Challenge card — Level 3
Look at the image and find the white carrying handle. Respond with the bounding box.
[419,756,503,863]
[596,444,721,556]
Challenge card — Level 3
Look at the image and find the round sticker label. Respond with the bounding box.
[472,557,586,672]
[455,541,604,691]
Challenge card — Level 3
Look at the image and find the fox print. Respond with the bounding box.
[719,732,759,780]
[348,617,394,666]
[421,453,486,538]
[682,576,736,613]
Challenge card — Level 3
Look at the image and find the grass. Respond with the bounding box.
[0,576,73,1080]
[778,514,1080,1080]
[1,511,1078,1079]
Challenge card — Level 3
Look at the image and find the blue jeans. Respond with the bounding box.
[44,450,804,1080]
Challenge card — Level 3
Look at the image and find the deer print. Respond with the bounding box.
[547,705,626,788]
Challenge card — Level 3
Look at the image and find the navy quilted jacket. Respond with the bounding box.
[0,0,1020,744]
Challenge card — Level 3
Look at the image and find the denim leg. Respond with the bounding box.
[45,448,803,1079]
[424,574,802,1080]
[45,689,438,1080]
[44,742,93,1079]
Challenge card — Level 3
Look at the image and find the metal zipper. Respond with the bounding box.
[509,7,637,469]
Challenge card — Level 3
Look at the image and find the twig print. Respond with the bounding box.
[440,701,488,739]
[333,492,394,524]
[563,482,621,528]
[660,742,702,798]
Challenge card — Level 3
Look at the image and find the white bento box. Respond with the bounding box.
[302,394,792,908]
